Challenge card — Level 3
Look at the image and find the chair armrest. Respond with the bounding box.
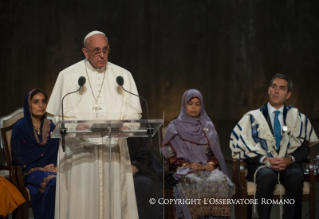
[308,160,315,187]
[232,159,240,186]
[14,165,29,200]
[239,160,247,187]
[238,159,250,201]
[232,159,241,198]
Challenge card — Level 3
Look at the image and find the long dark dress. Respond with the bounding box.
[11,90,59,219]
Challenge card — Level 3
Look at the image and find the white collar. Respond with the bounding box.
[85,58,108,73]
[267,102,284,115]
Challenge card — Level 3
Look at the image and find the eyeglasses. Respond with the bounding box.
[86,47,111,56]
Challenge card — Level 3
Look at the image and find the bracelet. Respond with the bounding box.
[208,162,215,166]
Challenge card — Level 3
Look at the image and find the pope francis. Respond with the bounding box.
[47,30,142,219]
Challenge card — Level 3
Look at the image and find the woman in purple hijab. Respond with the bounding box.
[162,89,233,219]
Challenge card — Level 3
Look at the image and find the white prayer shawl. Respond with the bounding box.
[230,107,319,159]
[47,59,142,219]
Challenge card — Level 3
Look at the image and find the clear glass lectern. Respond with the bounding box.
[52,119,163,219]
[52,119,163,139]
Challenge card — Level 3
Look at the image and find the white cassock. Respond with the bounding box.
[46,59,142,219]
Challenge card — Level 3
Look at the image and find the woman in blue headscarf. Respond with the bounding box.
[11,89,59,219]
[162,89,233,219]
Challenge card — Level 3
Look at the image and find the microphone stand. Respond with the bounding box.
[119,86,153,136]
[60,86,83,152]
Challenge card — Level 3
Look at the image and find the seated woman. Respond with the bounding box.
[162,89,233,219]
[11,89,59,219]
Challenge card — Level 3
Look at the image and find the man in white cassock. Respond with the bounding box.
[46,31,141,219]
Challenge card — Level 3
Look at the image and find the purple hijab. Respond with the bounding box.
[162,89,228,176]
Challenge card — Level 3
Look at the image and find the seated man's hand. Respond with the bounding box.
[283,157,293,165]
[279,157,293,169]
[264,157,288,171]
[131,165,139,175]
[202,163,215,171]
[277,158,287,171]
[186,162,203,170]
[76,123,91,130]
[264,158,282,171]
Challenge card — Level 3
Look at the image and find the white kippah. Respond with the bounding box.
[83,30,106,44]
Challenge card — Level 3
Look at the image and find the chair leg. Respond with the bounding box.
[241,200,247,219]
[309,193,315,219]
[21,202,29,219]
[12,204,24,219]
[163,188,174,219]
[247,203,252,219]
[235,201,241,219]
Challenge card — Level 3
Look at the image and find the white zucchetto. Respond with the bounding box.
[83,30,106,44]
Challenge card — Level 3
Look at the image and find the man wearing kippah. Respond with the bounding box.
[47,31,141,219]
[230,74,319,219]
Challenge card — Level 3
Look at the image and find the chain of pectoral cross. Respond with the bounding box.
[85,61,106,118]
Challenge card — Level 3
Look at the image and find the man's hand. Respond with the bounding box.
[264,157,292,171]
[282,157,293,166]
[264,157,285,171]
[76,123,91,130]
[131,165,139,175]
[186,163,203,170]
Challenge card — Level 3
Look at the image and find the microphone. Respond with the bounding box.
[78,76,86,86]
[116,75,153,136]
[116,76,124,86]
[60,76,86,152]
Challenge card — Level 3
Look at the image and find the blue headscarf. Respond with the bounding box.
[11,89,59,174]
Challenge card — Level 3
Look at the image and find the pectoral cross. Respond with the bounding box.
[93,104,102,118]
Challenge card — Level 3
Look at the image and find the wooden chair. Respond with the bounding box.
[0,165,23,219]
[0,108,30,219]
[233,158,316,219]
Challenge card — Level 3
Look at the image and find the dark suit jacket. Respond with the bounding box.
[127,137,177,187]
